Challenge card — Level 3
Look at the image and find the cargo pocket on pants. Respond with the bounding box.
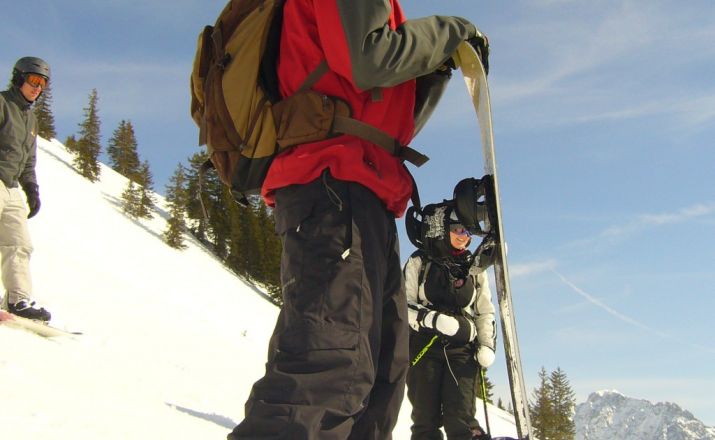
[273,179,360,334]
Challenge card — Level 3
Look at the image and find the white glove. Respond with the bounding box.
[407,306,419,331]
[476,346,495,368]
[412,308,477,344]
[417,310,460,336]
[433,312,460,336]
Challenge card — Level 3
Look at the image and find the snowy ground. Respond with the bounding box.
[0,138,518,439]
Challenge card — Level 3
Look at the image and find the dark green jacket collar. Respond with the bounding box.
[5,86,33,111]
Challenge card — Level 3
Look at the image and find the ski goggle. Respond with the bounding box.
[24,73,47,89]
[450,224,471,237]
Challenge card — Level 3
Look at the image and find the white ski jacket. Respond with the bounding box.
[404,251,496,350]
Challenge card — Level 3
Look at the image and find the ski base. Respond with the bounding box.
[455,40,534,440]
[0,310,81,338]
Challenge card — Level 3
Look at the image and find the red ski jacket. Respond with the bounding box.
[262,0,477,216]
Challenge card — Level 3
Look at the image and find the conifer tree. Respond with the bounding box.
[107,120,141,180]
[549,368,576,440]
[135,161,156,219]
[254,201,281,299]
[180,153,282,303]
[184,153,212,244]
[64,135,78,154]
[530,366,577,440]
[531,367,555,440]
[244,199,265,280]
[33,83,56,139]
[226,197,252,278]
[74,89,102,182]
[205,176,231,259]
[121,181,142,218]
[163,164,189,250]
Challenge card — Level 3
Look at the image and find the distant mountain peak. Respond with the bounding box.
[593,389,624,398]
[576,390,715,440]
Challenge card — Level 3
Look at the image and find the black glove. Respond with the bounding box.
[439,28,489,76]
[467,29,490,75]
[22,183,41,219]
[435,58,456,76]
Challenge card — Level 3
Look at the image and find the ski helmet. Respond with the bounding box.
[452,176,492,236]
[12,56,51,87]
[405,202,461,258]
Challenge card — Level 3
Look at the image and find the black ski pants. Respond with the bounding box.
[407,333,481,440]
[229,172,409,440]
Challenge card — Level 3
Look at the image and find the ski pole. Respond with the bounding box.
[480,367,492,436]
[411,335,439,366]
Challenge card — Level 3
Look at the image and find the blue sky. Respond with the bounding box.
[3,0,714,426]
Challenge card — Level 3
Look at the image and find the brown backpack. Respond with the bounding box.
[190,0,427,206]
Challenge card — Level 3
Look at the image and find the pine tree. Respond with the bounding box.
[206,175,231,259]
[254,201,281,300]
[226,188,262,275]
[530,367,577,440]
[163,164,189,250]
[530,367,555,440]
[184,153,212,244]
[64,135,78,154]
[180,153,283,303]
[549,368,576,440]
[135,161,156,219]
[73,89,102,182]
[107,120,141,180]
[33,83,56,139]
[121,181,142,218]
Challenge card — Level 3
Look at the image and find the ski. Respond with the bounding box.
[455,41,534,439]
[0,310,81,338]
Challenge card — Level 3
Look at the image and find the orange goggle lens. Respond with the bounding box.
[25,74,47,89]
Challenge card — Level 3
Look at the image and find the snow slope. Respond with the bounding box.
[0,138,518,439]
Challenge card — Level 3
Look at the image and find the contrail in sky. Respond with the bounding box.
[552,269,715,354]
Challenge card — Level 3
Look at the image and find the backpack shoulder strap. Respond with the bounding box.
[297,60,329,92]
[294,61,430,169]
[419,257,432,286]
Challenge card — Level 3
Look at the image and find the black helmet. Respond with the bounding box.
[406,202,460,258]
[12,56,50,87]
[453,176,493,236]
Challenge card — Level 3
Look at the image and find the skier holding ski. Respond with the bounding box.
[0,57,51,322]
[405,206,496,440]
[227,1,489,439]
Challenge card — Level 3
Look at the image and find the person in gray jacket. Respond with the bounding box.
[404,206,496,440]
[0,56,51,321]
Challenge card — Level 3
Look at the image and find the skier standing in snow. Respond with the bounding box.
[227,1,490,439]
[405,206,496,440]
[0,57,51,322]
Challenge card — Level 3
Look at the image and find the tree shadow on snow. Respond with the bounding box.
[166,403,237,429]
[101,192,166,243]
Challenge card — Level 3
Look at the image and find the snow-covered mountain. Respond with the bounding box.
[575,390,715,440]
[0,138,518,439]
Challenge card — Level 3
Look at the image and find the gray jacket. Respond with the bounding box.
[0,86,38,189]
